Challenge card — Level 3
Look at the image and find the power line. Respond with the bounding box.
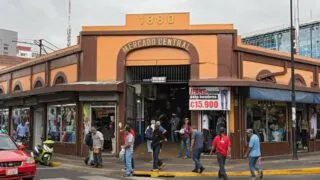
[42,39,60,50]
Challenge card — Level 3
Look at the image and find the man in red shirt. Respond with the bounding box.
[210,127,231,180]
[121,123,136,171]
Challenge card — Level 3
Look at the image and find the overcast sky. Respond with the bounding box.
[1,0,319,49]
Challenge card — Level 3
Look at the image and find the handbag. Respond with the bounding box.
[119,148,125,162]
[93,147,100,154]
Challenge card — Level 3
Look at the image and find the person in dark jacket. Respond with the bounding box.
[84,131,93,165]
[151,124,166,171]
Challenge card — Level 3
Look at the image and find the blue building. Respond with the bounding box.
[242,21,320,59]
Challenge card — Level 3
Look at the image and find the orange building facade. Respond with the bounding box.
[0,13,320,158]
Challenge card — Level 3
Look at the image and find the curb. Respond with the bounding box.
[49,162,62,167]
[134,168,320,177]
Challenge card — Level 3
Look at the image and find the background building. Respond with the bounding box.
[0,29,18,56]
[16,45,40,58]
[242,20,320,59]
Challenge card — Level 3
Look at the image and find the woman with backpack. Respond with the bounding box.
[145,120,156,162]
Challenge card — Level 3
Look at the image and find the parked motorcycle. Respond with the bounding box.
[31,138,55,166]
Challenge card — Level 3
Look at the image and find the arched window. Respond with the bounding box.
[14,84,21,92]
[256,70,276,83]
[55,76,65,85]
[0,88,3,95]
[34,81,43,88]
[53,72,68,85]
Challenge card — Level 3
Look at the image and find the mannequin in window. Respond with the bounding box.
[270,123,283,142]
[310,110,317,140]
[253,119,266,142]
[216,112,226,135]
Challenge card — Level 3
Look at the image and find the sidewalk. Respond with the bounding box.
[53,151,320,177]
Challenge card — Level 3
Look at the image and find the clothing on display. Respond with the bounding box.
[310,113,317,140]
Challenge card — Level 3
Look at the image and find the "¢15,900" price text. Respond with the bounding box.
[189,100,219,109]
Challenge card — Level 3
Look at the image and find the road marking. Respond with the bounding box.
[40,178,70,180]
[37,167,62,170]
[79,176,119,180]
[128,177,163,179]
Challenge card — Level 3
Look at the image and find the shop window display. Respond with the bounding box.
[201,111,227,152]
[246,100,287,142]
[11,108,30,137]
[313,106,320,140]
[47,104,76,143]
[82,104,91,143]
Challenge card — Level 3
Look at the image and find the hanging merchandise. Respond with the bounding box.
[310,113,317,140]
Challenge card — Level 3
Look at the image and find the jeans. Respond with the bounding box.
[249,156,262,177]
[171,130,178,142]
[123,153,135,170]
[217,153,228,180]
[152,145,162,169]
[178,138,190,157]
[125,149,133,175]
[192,148,203,170]
[93,150,102,166]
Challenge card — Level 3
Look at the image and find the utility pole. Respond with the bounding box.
[290,0,298,160]
[39,39,43,56]
[67,0,72,47]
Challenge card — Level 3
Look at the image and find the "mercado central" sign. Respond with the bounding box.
[122,37,191,53]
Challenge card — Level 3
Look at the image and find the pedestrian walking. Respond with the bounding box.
[190,125,205,173]
[211,127,231,180]
[151,123,165,171]
[16,121,29,143]
[145,120,156,162]
[177,118,191,159]
[0,125,8,134]
[170,113,180,142]
[91,127,104,168]
[123,126,134,177]
[84,130,94,166]
[122,123,135,171]
[244,129,263,180]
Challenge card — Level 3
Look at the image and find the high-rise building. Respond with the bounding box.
[242,21,320,59]
[0,29,18,56]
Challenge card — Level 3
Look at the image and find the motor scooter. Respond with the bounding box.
[31,138,55,166]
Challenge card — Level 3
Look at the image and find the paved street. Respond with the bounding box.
[35,165,320,180]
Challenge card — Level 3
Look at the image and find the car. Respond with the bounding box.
[0,134,36,180]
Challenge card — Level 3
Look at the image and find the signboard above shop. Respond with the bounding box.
[189,87,231,111]
[142,76,167,83]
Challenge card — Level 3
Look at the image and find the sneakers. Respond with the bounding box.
[199,167,205,174]
[192,169,198,173]
[159,163,166,170]
[258,170,263,179]
[184,156,191,159]
[151,169,159,172]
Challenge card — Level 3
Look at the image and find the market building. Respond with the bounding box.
[0,13,319,159]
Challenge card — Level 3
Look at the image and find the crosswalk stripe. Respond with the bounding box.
[40,178,70,180]
[79,176,119,180]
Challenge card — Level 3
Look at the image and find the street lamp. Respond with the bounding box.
[290,0,298,160]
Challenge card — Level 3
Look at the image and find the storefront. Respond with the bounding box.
[1,12,320,158]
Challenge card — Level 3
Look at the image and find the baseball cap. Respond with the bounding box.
[246,129,253,134]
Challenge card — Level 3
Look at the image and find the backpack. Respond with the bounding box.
[85,132,93,147]
[145,126,153,140]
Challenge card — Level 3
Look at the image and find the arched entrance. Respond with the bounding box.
[117,37,200,147]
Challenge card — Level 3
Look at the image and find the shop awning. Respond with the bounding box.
[249,87,314,104]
